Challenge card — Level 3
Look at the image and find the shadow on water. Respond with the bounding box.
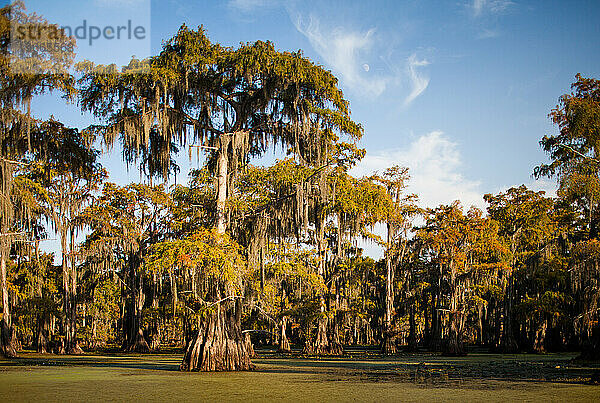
[1,349,598,385]
[0,354,181,372]
[252,351,599,386]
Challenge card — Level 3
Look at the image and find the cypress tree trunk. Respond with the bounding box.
[407,303,417,352]
[36,312,50,354]
[59,231,82,354]
[499,273,519,353]
[216,137,228,235]
[477,304,484,346]
[533,320,547,353]
[67,231,83,354]
[129,267,150,352]
[0,320,17,358]
[444,311,466,356]
[33,241,50,353]
[1,254,18,358]
[180,139,252,371]
[423,295,431,347]
[381,246,396,354]
[61,232,71,351]
[123,252,149,353]
[180,299,252,371]
[149,271,160,351]
[329,314,343,354]
[36,325,50,353]
[430,297,442,351]
[244,332,255,358]
[278,285,291,353]
[443,268,466,356]
[169,269,178,320]
[308,311,343,355]
[307,216,343,356]
[278,316,291,352]
[311,312,329,354]
[307,294,344,355]
[429,263,443,352]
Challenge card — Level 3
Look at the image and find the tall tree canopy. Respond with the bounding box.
[536,75,600,359]
[77,25,362,370]
[0,1,75,357]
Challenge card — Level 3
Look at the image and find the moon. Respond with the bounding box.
[362,63,370,72]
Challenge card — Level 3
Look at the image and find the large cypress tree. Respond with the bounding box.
[77,25,362,371]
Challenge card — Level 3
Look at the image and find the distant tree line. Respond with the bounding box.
[1,3,599,371]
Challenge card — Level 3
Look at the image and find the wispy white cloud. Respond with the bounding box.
[470,0,514,17]
[404,54,430,106]
[348,133,557,259]
[292,14,391,97]
[467,0,515,39]
[527,179,558,198]
[351,131,485,210]
[229,6,431,105]
[227,0,280,12]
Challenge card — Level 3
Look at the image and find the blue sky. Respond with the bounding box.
[13,0,600,255]
[12,0,600,258]
[155,0,599,209]
[20,0,600,210]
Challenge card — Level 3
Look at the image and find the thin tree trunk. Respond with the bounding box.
[260,248,265,292]
[126,253,149,353]
[1,253,9,328]
[278,285,291,353]
[306,215,343,355]
[533,320,547,353]
[477,304,484,346]
[66,230,83,354]
[170,270,177,319]
[500,272,518,353]
[278,316,291,352]
[149,271,160,350]
[1,253,18,357]
[330,284,343,354]
[381,225,396,354]
[60,231,75,353]
[36,259,50,354]
[429,264,443,352]
[407,303,417,352]
[444,310,466,356]
[216,137,228,235]
[152,271,159,308]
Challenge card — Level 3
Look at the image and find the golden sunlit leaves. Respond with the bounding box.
[146,228,248,294]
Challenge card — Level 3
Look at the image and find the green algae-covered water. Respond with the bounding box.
[1,352,598,402]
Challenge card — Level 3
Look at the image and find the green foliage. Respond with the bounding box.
[83,274,121,346]
[81,182,171,261]
[485,185,555,263]
[77,24,363,181]
[146,228,248,299]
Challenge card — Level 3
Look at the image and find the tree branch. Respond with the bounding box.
[206,295,244,307]
[559,144,600,163]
